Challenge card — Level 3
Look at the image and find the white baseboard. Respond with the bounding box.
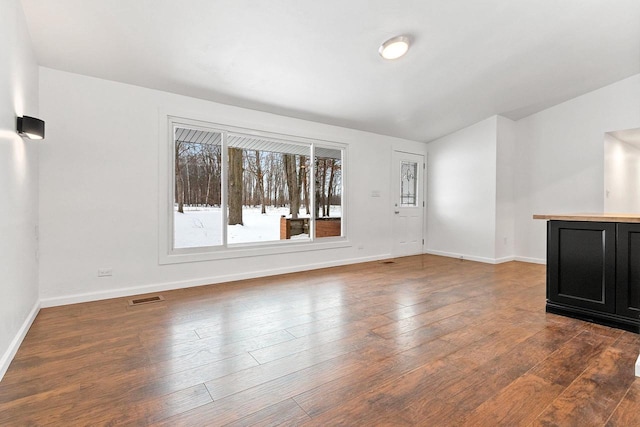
[514,256,546,265]
[0,300,40,382]
[424,249,505,265]
[424,250,546,266]
[40,254,392,308]
[636,354,640,377]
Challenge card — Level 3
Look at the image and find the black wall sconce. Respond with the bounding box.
[17,115,45,140]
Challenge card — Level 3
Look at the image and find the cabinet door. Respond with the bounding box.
[616,223,640,318]
[548,221,616,313]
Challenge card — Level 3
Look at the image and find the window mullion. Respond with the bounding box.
[169,122,177,251]
[221,131,229,247]
[309,144,316,242]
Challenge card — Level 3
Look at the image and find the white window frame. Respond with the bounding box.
[159,113,349,265]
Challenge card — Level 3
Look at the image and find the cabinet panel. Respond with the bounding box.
[616,223,640,318]
[548,221,616,313]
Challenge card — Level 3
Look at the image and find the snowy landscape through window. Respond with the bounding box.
[173,123,343,250]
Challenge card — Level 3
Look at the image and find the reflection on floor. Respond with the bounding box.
[1,254,639,425]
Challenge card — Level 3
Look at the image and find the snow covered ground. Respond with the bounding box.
[174,205,340,248]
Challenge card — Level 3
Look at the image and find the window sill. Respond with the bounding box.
[159,238,351,265]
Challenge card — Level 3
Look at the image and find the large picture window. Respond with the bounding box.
[169,118,345,254]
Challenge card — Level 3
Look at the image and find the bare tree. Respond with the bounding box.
[299,155,310,214]
[175,140,189,213]
[320,159,328,217]
[228,147,243,225]
[326,159,336,217]
[254,151,267,214]
[284,154,301,218]
[201,143,221,206]
[314,158,322,218]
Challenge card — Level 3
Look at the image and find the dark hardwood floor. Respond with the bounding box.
[1,254,639,426]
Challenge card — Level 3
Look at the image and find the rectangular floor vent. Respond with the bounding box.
[381,261,395,264]
[128,295,165,306]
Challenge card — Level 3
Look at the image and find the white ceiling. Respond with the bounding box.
[20,0,640,142]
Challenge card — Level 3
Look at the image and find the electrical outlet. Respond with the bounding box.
[98,268,113,277]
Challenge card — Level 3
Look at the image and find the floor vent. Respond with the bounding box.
[128,295,165,306]
[381,261,395,264]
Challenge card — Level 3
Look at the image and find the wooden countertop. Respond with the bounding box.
[533,213,640,223]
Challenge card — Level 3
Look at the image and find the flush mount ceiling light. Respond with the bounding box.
[379,35,410,60]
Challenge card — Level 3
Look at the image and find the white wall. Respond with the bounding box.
[425,114,518,263]
[495,116,516,260]
[604,133,640,213]
[425,116,498,262]
[0,0,40,379]
[38,67,427,304]
[425,75,640,265]
[514,74,640,263]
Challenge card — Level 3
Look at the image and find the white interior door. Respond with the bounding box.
[392,151,424,257]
